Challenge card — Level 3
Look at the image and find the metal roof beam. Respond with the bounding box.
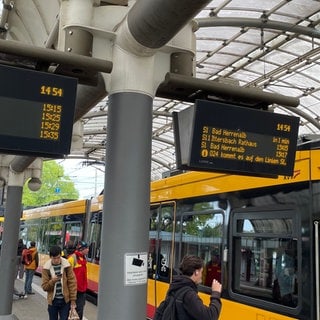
[151,156,171,169]
[195,17,320,39]
[152,136,174,146]
[280,106,320,131]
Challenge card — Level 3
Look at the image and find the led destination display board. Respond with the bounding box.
[173,100,300,176]
[0,64,77,157]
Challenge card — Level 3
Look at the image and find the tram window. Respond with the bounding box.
[46,222,63,248]
[177,211,223,287]
[232,212,298,308]
[64,222,82,247]
[87,211,102,263]
[38,220,48,253]
[148,205,175,281]
[21,223,40,248]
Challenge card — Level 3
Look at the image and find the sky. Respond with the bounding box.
[57,159,105,199]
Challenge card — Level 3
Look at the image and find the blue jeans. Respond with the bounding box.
[48,298,70,320]
[24,269,35,294]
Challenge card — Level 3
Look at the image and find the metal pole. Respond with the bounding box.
[314,221,320,320]
[98,92,152,320]
[0,171,24,320]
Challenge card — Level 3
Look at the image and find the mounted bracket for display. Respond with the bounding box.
[173,99,300,177]
[0,64,77,157]
[0,39,113,85]
[157,72,300,108]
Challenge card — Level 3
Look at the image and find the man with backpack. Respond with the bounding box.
[23,241,39,296]
[153,255,222,320]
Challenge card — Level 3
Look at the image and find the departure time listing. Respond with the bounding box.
[200,126,291,166]
[40,103,62,141]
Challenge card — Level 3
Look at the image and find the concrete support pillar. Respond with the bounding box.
[98,92,152,319]
[96,1,212,319]
[0,171,24,320]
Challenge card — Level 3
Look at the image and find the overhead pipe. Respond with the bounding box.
[126,0,211,50]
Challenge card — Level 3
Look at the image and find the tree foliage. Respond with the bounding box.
[22,160,79,207]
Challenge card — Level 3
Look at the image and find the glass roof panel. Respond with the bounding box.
[1,0,320,180]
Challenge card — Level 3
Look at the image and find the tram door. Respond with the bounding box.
[175,207,224,287]
[148,202,176,282]
[148,202,225,287]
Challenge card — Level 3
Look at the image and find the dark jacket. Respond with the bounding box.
[167,275,221,320]
[17,241,24,256]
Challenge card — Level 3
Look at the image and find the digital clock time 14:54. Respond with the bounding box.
[40,85,63,97]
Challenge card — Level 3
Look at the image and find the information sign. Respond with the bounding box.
[173,100,299,176]
[124,252,148,286]
[0,64,77,157]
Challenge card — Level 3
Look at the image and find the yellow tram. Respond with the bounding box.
[16,147,320,319]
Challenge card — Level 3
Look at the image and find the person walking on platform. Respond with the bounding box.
[23,241,39,296]
[16,239,25,279]
[156,255,222,320]
[42,245,77,320]
[68,241,89,320]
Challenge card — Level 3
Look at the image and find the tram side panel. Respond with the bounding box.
[147,149,320,319]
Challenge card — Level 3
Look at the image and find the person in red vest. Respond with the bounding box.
[68,241,89,320]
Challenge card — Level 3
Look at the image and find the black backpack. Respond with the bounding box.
[153,286,191,320]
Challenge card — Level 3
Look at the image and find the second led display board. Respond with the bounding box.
[173,100,300,176]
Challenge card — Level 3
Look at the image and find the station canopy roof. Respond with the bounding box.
[1,0,320,180]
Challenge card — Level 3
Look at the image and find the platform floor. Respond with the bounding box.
[11,277,97,320]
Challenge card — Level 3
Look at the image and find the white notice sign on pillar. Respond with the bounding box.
[124,252,148,286]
